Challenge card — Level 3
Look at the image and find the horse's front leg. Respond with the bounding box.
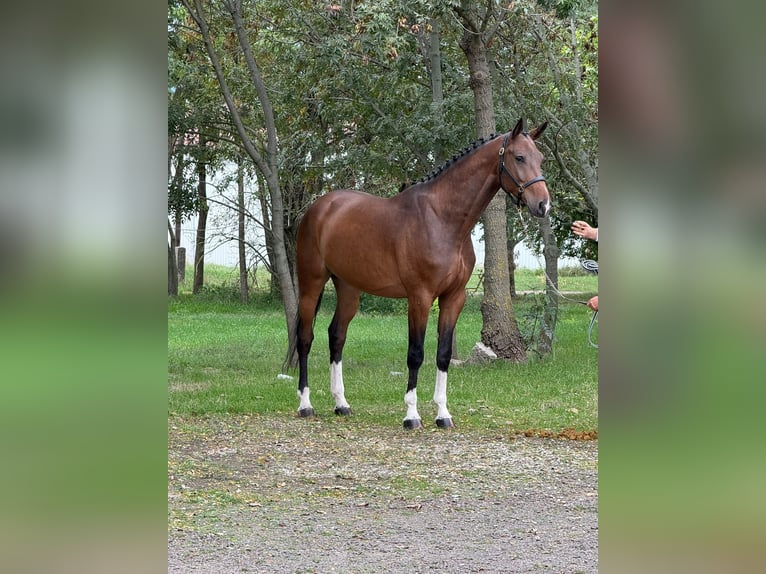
[433,291,467,428]
[403,299,430,430]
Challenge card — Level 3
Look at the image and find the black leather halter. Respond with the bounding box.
[497,133,546,207]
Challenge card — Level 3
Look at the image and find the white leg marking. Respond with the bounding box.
[297,387,313,411]
[403,388,421,422]
[330,361,350,410]
[433,369,452,421]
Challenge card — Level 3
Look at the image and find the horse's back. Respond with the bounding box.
[305,189,387,219]
[298,190,409,296]
[301,189,398,239]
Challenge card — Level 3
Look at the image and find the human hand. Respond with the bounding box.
[572,220,598,241]
[587,296,598,312]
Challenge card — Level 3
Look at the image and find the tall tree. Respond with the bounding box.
[169,2,227,294]
[492,1,598,352]
[168,0,597,356]
[455,0,526,361]
[502,3,597,256]
[181,0,299,335]
[532,8,597,353]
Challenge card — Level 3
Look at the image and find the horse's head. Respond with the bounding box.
[498,118,551,217]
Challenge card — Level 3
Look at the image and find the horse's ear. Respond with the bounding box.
[529,121,548,140]
[511,118,524,138]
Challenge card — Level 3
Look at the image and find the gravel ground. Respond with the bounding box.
[168,415,598,573]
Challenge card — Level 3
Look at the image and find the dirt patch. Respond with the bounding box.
[168,381,211,393]
[520,428,599,441]
[169,414,598,573]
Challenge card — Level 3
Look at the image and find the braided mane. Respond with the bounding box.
[401,134,498,191]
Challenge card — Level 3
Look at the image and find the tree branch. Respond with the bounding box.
[480,0,495,35]
[367,100,432,167]
[454,2,478,34]
[223,0,279,172]
[550,121,598,213]
[182,0,271,180]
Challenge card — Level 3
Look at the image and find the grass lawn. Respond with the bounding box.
[169,265,598,434]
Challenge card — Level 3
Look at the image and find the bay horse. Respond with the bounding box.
[288,118,550,428]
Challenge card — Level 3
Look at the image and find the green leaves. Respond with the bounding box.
[169,0,597,253]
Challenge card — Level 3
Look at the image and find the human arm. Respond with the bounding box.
[572,221,598,242]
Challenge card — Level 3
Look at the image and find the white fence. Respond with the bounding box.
[177,226,582,270]
[173,161,582,271]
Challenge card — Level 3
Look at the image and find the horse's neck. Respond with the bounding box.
[428,141,502,237]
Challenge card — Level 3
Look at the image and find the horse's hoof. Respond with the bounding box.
[436,417,455,429]
[334,406,352,416]
[298,408,315,418]
[403,418,423,430]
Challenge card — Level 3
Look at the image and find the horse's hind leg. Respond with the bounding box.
[296,294,318,417]
[296,272,330,418]
[328,277,361,416]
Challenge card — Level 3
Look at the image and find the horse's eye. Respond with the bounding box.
[515,155,524,163]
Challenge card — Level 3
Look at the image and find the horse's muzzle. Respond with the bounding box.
[528,198,550,218]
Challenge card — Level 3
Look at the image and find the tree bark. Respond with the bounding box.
[458,5,526,361]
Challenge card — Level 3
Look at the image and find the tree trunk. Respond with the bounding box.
[508,248,517,298]
[192,138,207,294]
[506,194,519,298]
[168,219,179,297]
[237,156,248,303]
[168,138,180,297]
[225,1,297,329]
[174,214,182,260]
[459,13,526,362]
[255,172,280,300]
[536,215,560,355]
[176,247,186,284]
[174,211,185,284]
[183,0,298,344]
[169,151,186,285]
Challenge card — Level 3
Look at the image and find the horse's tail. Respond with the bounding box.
[283,291,324,371]
[283,308,301,372]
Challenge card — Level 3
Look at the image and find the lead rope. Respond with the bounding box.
[587,310,599,349]
[514,209,598,349]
